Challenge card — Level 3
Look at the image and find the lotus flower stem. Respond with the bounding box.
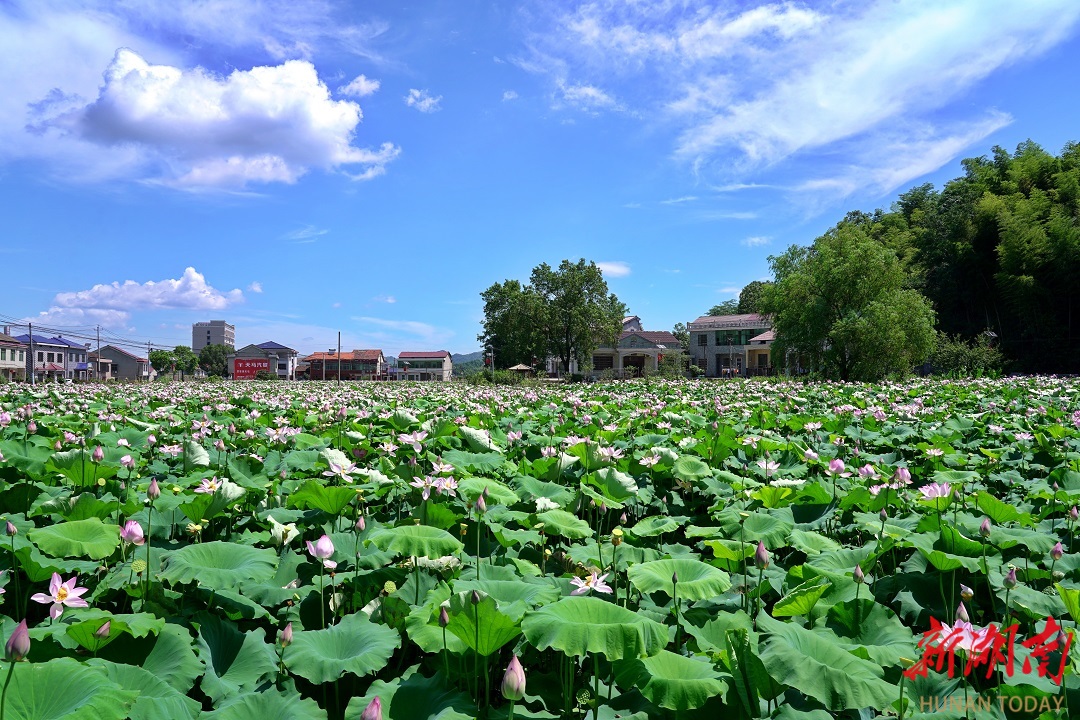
[0,660,14,720]
[898,670,906,720]
[7,538,19,619]
[475,510,482,582]
[592,653,599,713]
[144,497,154,601]
[319,563,326,629]
[507,700,515,720]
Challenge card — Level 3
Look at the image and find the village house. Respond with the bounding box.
[0,331,25,381]
[687,313,774,378]
[304,350,387,380]
[229,342,300,380]
[396,351,452,381]
[545,316,680,377]
[95,345,152,382]
[13,333,89,381]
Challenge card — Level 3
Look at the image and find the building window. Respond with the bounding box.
[696,334,708,346]
[0,349,5,361]
[47,352,54,362]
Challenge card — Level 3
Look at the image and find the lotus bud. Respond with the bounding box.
[91,446,104,463]
[955,602,970,623]
[979,518,992,538]
[599,502,607,514]
[355,515,366,532]
[228,424,236,434]
[853,564,864,584]
[1003,567,1017,589]
[501,655,526,702]
[95,621,111,639]
[5,620,30,661]
[120,454,134,470]
[476,494,487,514]
[360,697,382,720]
[755,541,769,568]
[879,508,887,521]
[147,478,161,500]
[1071,506,1079,522]
[147,434,156,447]
[279,622,293,646]
[471,590,481,606]
[894,466,911,484]
[54,440,62,451]
[672,570,679,585]
[1051,542,1064,561]
[214,439,225,452]
[1053,482,1060,492]
[620,512,628,525]
[960,584,974,601]
[5,521,16,537]
[26,421,36,434]
[439,607,450,628]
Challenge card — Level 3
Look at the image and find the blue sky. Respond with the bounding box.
[2,0,1080,357]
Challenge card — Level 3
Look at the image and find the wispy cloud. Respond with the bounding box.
[596,261,631,278]
[352,316,453,347]
[372,295,396,304]
[741,236,770,247]
[404,88,442,113]
[660,195,698,205]
[283,225,329,242]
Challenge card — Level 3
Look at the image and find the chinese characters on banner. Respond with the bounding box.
[233,358,270,379]
[904,616,1073,685]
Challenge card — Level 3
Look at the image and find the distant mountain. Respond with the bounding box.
[452,351,483,363]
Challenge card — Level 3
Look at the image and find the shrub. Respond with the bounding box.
[254,370,279,380]
[930,331,1004,377]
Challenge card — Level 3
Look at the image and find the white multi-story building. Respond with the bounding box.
[192,320,235,353]
[396,351,453,381]
[0,331,25,381]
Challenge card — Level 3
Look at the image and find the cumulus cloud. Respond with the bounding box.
[40,49,399,188]
[23,267,243,329]
[248,281,264,293]
[404,88,442,113]
[596,261,631,278]
[339,73,380,97]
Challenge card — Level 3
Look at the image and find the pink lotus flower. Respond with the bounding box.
[120,520,145,546]
[120,455,135,470]
[5,620,29,661]
[193,477,221,494]
[501,655,526,701]
[360,697,382,720]
[91,446,104,463]
[826,459,850,477]
[306,534,336,569]
[570,571,612,596]
[919,483,952,500]
[31,572,89,619]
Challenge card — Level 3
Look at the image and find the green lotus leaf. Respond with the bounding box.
[203,690,328,720]
[284,612,401,684]
[614,650,729,711]
[451,578,561,621]
[522,596,667,660]
[772,576,832,618]
[442,450,505,473]
[28,517,120,560]
[141,624,205,694]
[588,467,638,501]
[445,591,521,656]
[347,672,476,720]
[160,541,278,590]
[459,425,498,451]
[195,614,278,706]
[629,515,683,537]
[672,456,712,483]
[370,524,464,559]
[287,480,357,515]
[757,613,897,711]
[86,659,201,720]
[627,558,731,601]
[457,477,519,506]
[535,509,592,539]
[184,438,210,468]
[0,657,138,720]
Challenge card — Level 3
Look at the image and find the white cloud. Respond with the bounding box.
[35,49,398,188]
[660,195,698,205]
[352,316,453,347]
[741,236,771,247]
[596,261,631,278]
[373,295,396,304]
[522,0,1080,204]
[502,90,519,101]
[248,281,264,293]
[339,73,381,97]
[404,88,442,113]
[23,267,243,330]
[718,286,741,296]
[332,302,342,308]
[283,225,329,241]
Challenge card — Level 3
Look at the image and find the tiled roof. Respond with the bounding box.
[688,313,770,329]
[257,341,296,351]
[623,331,681,344]
[13,334,66,346]
[399,351,450,359]
[51,336,87,348]
[749,330,775,343]
[305,350,383,362]
[100,345,147,362]
[0,333,21,346]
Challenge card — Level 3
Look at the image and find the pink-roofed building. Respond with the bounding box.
[396,351,452,381]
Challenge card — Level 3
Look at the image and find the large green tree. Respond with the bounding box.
[479,260,626,374]
[147,350,176,377]
[762,224,936,381]
[705,299,739,316]
[198,344,233,378]
[737,281,771,314]
[173,345,199,378]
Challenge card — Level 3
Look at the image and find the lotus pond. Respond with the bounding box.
[0,377,1078,720]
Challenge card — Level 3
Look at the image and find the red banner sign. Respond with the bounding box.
[233,358,270,379]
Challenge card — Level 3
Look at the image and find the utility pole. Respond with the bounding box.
[28,322,35,386]
[337,331,341,384]
[147,341,151,383]
[321,351,326,381]
[96,326,101,382]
